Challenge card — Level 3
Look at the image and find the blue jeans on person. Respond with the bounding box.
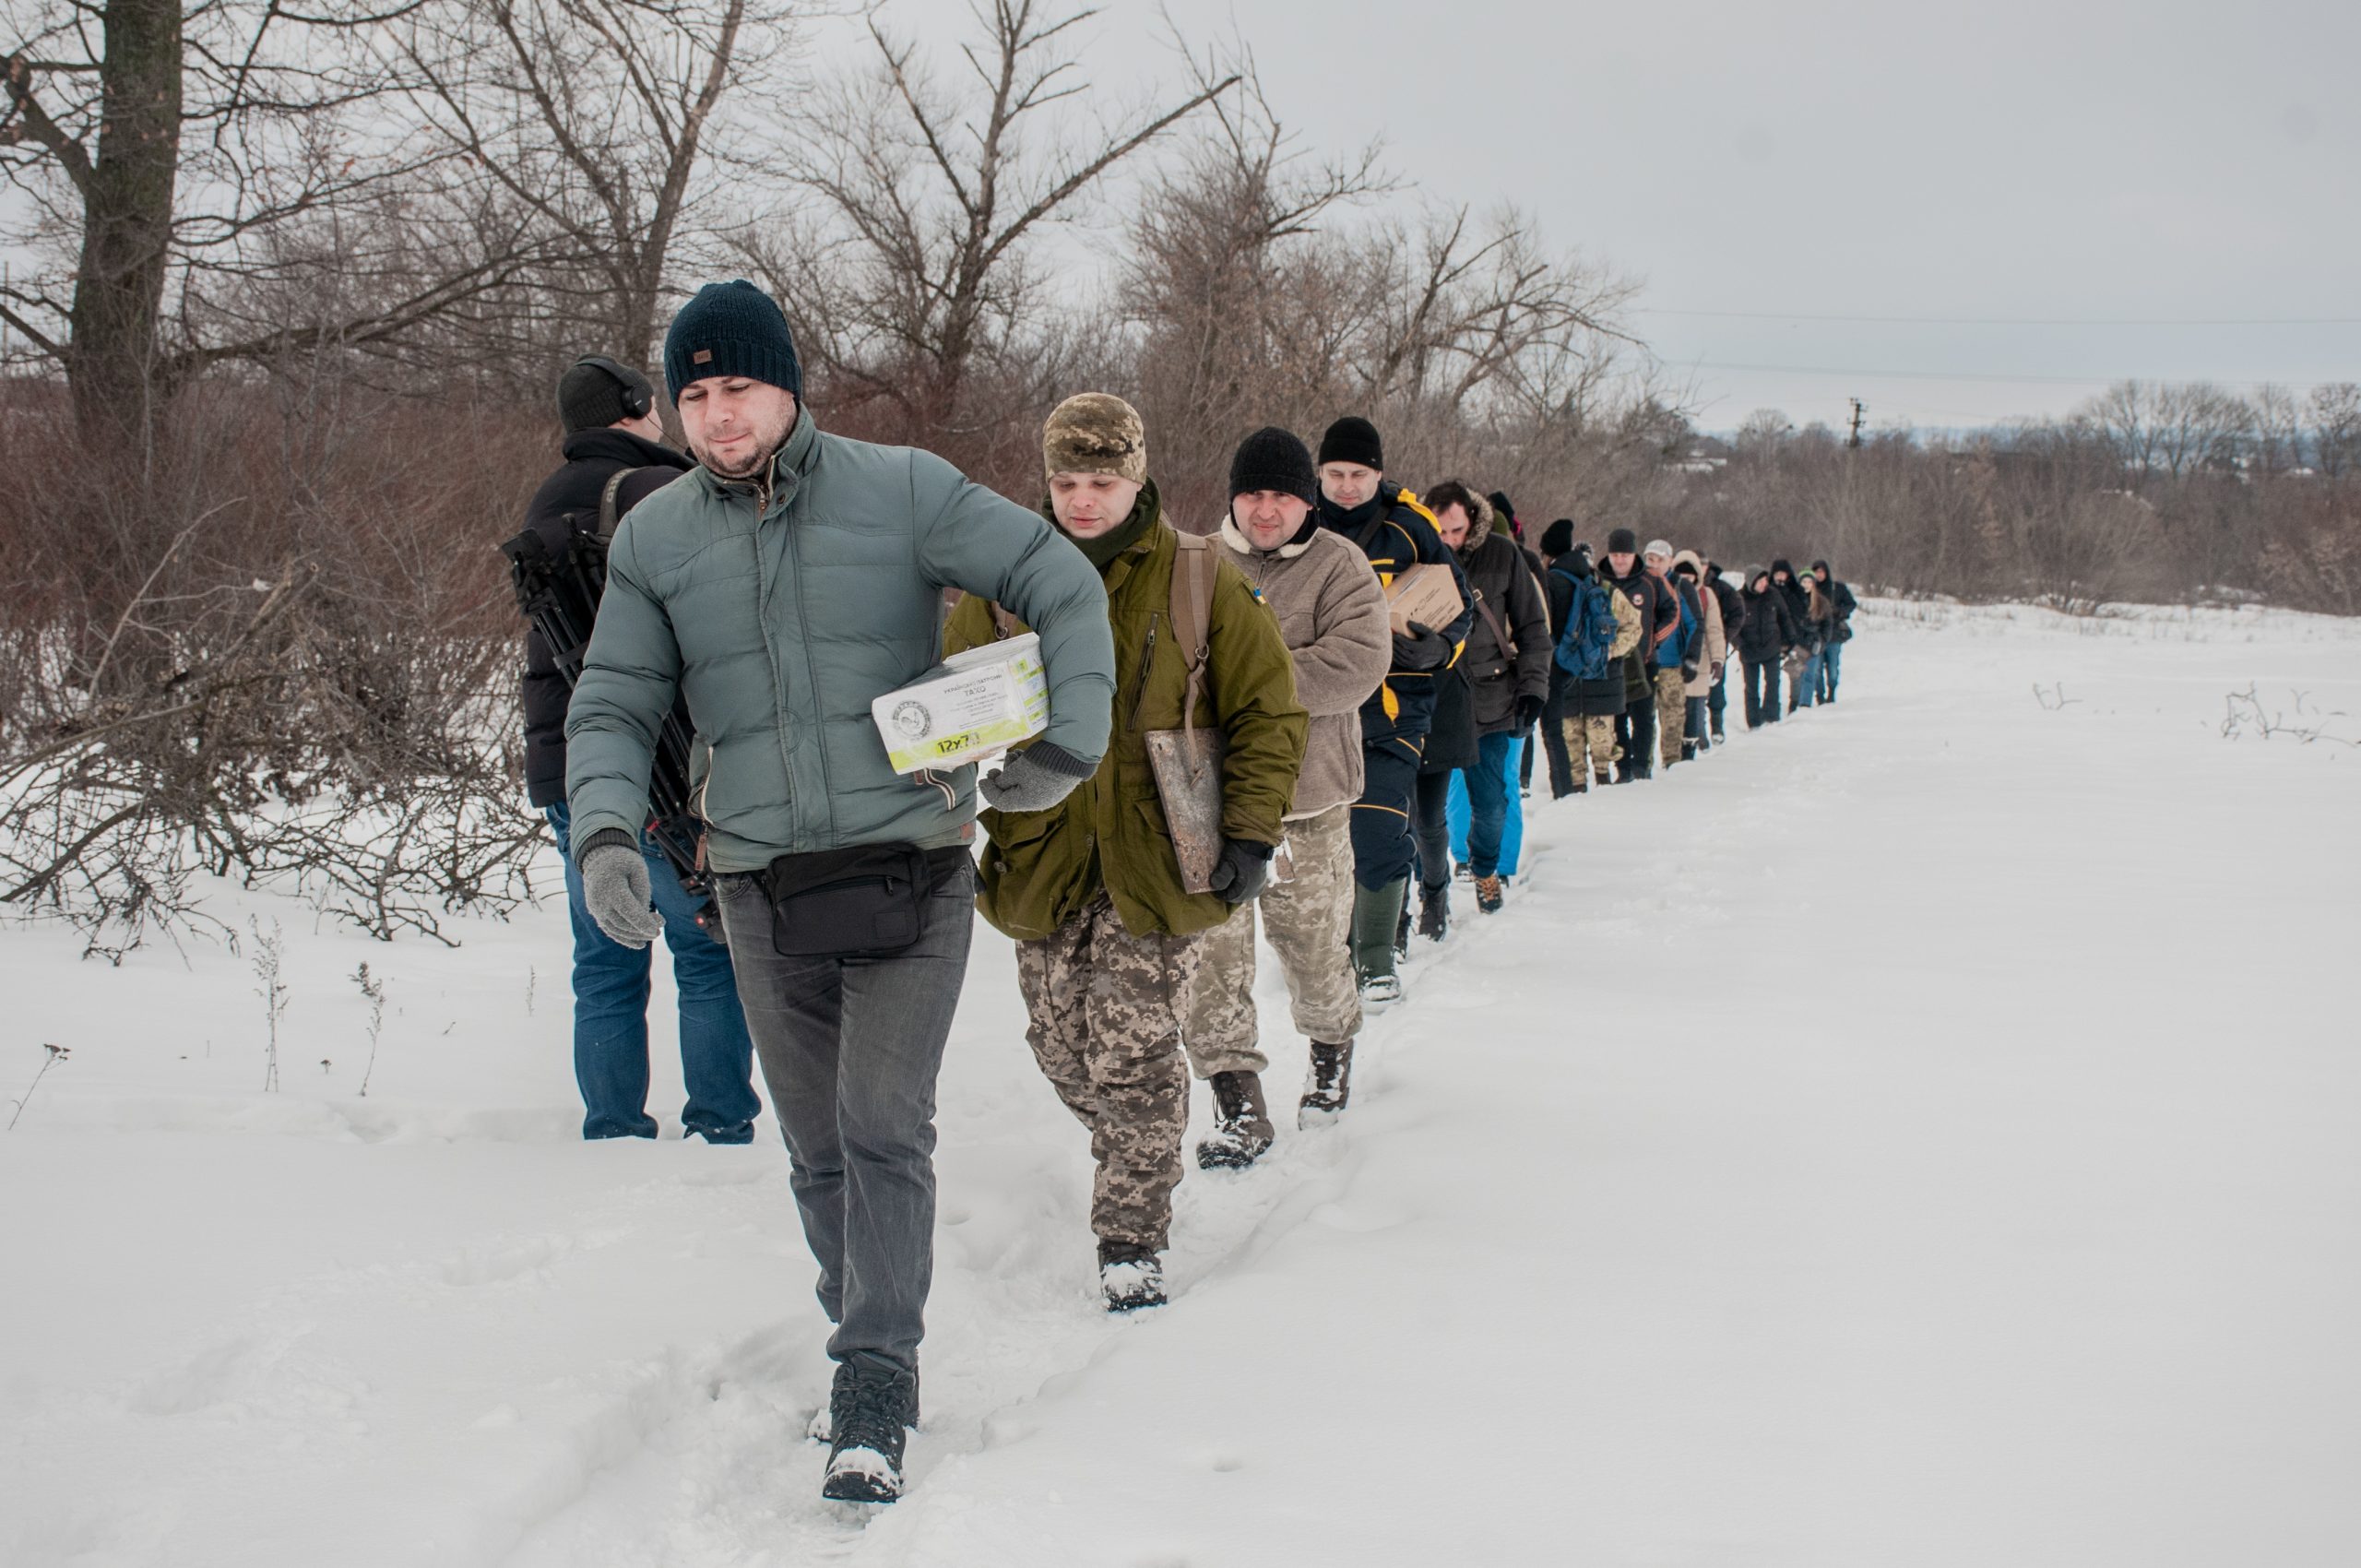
[1820,638,1843,699]
[548,802,760,1142]
[1443,733,1522,879]
[1794,646,1821,710]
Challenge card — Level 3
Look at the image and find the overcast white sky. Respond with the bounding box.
[853,0,2361,433]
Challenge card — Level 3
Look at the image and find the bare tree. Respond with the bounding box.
[738,0,1237,468]
[386,0,798,364]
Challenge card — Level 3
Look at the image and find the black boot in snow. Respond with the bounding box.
[819,1360,919,1503]
[1417,881,1450,941]
[1680,741,1698,762]
[1300,1039,1355,1124]
[1197,1070,1275,1170]
[1098,1241,1167,1312]
[1474,873,1504,915]
[1351,879,1407,1006]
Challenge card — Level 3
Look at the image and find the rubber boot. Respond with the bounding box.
[1351,877,1408,1005]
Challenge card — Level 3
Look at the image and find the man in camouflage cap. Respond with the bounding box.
[946,393,1306,1313]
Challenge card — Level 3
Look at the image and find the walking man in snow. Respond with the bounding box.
[946,397,1306,1314]
[1183,428,1390,1162]
[1543,535,1642,790]
[1811,558,1857,700]
[1643,540,1698,771]
[519,354,759,1144]
[1601,529,1679,780]
[1314,417,1474,1005]
[565,281,1118,1504]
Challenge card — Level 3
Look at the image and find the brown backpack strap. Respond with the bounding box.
[989,601,1020,640]
[1170,532,1217,726]
[1471,585,1518,659]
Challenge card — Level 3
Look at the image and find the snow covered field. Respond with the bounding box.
[5,599,2358,1567]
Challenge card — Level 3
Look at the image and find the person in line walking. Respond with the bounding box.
[520,354,759,1144]
[1671,552,1725,760]
[1544,536,1641,790]
[1183,429,1391,1162]
[1735,564,1795,729]
[1428,482,1548,915]
[1702,558,1747,743]
[947,397,1306,1314]
[1642,539,1697,772]
[1771,559,1817,713]
[1811,558,1857,700]
[1312,417,1474,1004]
[565,281,1119,1504]
[1601,528,1678,781]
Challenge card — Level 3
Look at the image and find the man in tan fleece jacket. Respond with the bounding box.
[1183,428,1392,1166]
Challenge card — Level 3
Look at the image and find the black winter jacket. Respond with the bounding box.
[516,428,695,807]
[1317,481,1477,754]
[1602,560,1678,704]
[1769,559,1818,652]
[1736,575,1797,662]
[1457,524,1551,736]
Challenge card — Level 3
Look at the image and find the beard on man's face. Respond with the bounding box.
[694,406,797,479]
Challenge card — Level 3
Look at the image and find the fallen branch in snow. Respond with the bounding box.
[2221,685,2361,747]
[2032,682,2082,710]
[7,1043,70,1131]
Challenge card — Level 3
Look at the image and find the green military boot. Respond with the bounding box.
[1350,876,1408,1006]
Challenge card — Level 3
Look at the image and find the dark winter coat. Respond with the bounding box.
[1603,560,1679,705]
[1454,505,1552,736]
[1704,567,1747,650]
[516,428,695,807]
[1736,571,1796,662]
[1315,481,1477,750]
[1814,567,1859,642]
[1770,559,1819,651]
[1548,560,1637,717]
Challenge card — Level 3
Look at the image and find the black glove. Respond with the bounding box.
[1391,620,1452,671]
[1206,838,1275,905]
[1513,694,1544,731]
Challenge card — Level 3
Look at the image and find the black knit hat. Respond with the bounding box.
[1539,518,1575,558]
[664,280,802,402]
[1229,426,1318,505]
[1488,490,1515,526]
[1606,526,1639,555]
[1560,543,1595,579]
[557,357,656,434]
[1317,415,1383,470]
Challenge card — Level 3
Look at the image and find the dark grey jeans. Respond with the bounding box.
[715,857,975,1376]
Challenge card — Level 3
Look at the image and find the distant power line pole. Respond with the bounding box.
[1846,397,1866,448]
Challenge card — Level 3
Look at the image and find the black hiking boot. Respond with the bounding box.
[1098,1241,1167,1312]
[819,1360,918,1503]
[1196,1070,1275,1170]
[1680,741,1698,762]
[1417,881,1450,941]
[1300,1039,1354,1125]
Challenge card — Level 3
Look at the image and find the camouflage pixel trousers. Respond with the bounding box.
[1014,894,1204,1252]
[1654,666,1688,766]
[1182,803,1361,1079]
[1560,714,1619,781]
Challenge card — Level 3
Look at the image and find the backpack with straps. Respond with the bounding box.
[1550,569,1618,682]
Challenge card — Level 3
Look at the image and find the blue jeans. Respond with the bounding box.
[1443,733,1522,878]
[1820,639,1844,698]
[548,803,760,1142]
[1793,647,1821,710]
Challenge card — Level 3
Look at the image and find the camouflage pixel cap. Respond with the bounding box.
[1043,393,1148,484]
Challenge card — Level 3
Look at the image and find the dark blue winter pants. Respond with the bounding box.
[549,803,759,1142]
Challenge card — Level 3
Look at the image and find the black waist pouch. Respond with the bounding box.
[760,843,964,959]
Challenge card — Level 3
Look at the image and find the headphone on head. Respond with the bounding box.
[574,353,654,421]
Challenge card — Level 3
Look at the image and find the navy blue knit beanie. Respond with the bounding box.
[664,280,802,402]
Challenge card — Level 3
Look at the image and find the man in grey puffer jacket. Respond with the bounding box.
[1182,428,1390,1164]
[564,280,1115,1505]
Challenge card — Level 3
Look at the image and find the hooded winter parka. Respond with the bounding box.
[1736,568,1796,662]
[564,408,1118,871]
[1314,480,1476,748]
[1454,500,1553,736]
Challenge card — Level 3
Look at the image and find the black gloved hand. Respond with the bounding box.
[1391,620,1452,671]
[1513,694,1544,731]
[1205,838,1275,905]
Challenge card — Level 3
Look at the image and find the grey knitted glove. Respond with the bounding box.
[578,836,664,949]
[979,740,1095,814]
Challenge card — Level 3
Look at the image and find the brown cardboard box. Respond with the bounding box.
[1383,563,1465,634]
